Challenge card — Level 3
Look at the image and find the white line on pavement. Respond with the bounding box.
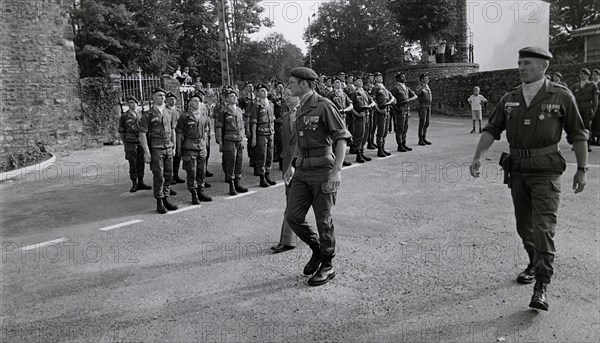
[21,238,67,251]
[98,219,143,231]
[225,190,257,199]
[269,182,286,188]
[433,120,464,126]
[567,163,600,168]
[167,205,202,215]
[377,154,397,160]
[342,164,362,170]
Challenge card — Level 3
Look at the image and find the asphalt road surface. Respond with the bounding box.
[1,114,599,342]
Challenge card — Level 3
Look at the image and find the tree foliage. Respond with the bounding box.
[239,33,304,82]
[550,0,600,63]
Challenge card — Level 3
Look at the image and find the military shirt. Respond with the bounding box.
[349,87,373,116]
[176,105,210,151]
[250,100,275,136]
[268,93,285,123]
[328,90,352,112]
[570,81,599,110]
[391,82,416,108]
[215,105,245,142]
[483,79,588,149]
[417,84,432,105]
[239,94,256,116]
[118,109,141,143]
[138,106,177,149]
[373,83,393,108]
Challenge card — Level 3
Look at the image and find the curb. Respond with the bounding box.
[0,154,56,182]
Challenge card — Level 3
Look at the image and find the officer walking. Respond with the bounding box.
[372,72,396,157]
[284,67,351,286]
[416,73,433,146]
[251,84,277,187]
[118,96,152,192]
[215,89,249,196]
[176,92,213,204]
[166,92,186,184]
[349,76,376,163]
[390,72,417,152]
[139,87,179,214]
[570,68,599,152]
[470,47,589,311]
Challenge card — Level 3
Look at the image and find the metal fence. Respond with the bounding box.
[120,69,162,108]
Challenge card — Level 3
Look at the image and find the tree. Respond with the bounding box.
[238,33,304,82]
[550,0,600,63]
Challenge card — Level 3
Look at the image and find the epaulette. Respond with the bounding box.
[551,82,569,91]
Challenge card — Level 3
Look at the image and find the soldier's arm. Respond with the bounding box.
[342,94,354,113]
[592,83,598,114]
[137,114,151,159]
[408,89,418,102]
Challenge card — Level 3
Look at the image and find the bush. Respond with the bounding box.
[79,77,120,142]
[0,142,51,172]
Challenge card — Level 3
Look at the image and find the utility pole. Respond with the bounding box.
[308,16,312,69]
[217,0,231,86]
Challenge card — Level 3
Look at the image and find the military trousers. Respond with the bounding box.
[182,149,207,191]
[510,173,561,283]
[279,183,297,246]
[353,113,367,150]
[393,108,410,145]
[247,131,256,167]
[346,111,354,145]
[368,109,377,143]
[375,110,390,147]
[285,167,338,257]
[150,147,173,199]
[222,140,244,182]
[255,134,273,176]
[274,123,283,163]
[124,142,145,180]
[418,105,431,139]
[580,108,594,143]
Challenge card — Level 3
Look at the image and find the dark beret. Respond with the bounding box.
[374,72,383,77]
[366,73,374,77]
[553,71,563,78]
[126,96,138,104]
[333,77,342,82]
[244,81,254,87]
[189,92,204,100]
[346,74,354,79]
[275,81,285,87]
[166,92,177,99]
[223,89,238,97]
[354,76,363,82]
[152,87,166,94]
[291,67,318,81]
[325,76,333,81]
[593,69,600,75]
[518,47,553,60]
[395,72,405,79]
[580,68,591,75]
[256,83,269,91]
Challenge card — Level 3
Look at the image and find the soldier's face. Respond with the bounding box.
[333,80,341,89]
[592,72,600,82]
[189,97,200,110]
[367,76,374,83]
[422,76,429,84]
[399,75,406,83]
[166,97,176,107]
[347,77,354,84]
[354,79,363,88]
[579,72,589,81]
[287,77,302,96]
[276,84,284,93]
[258,88,268,98]
[375,76,383,83]
[153,92,165,105]
[226,93,237,104]
[325,79,332,87]
[283,88,299,107]
[518,58,546,83]
[246,84,254,92]
[127,101,137,111]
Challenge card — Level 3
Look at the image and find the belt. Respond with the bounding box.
[510,143,559,157]
[301,146,332,158]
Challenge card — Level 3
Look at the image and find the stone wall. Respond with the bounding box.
[386,63,480,88]
[1,0,82,155]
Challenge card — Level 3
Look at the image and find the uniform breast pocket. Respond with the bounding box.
[304,115,320,130]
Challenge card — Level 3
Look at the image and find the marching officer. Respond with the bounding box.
[570,68,599,152]
[470,47,589,311]
[251,84,277,187]
[329,77,354,166]
[166,92,186,184]
[372,72,396,157]
[349,76,376,163]
[390,72,417,152]
[239,81,257,169]
[215,89,249,196]
[268,81,286,170]
[118,96,152,192]
[138,87,179,214]
[176,92,212,204]
[416,73,433,146]
[284,67,352,286]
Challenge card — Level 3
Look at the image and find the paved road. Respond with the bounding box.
[1,114,599,342]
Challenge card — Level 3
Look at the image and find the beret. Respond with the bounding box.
[374,72,383,77]
[325,76,333,81]
[395,72,405,79]
[126,96,138,104]
[189,92,204,99]
[152,87,166,94]
[339,72,346,75]
[346,74,354,79]
[333,77,342,82]
[244,81,254,86]
[256,83,269,91]
[275,81,285,87]
[354,76,362,82]
[553,71,563,78]
[366,73,374,77]
[518,47,553,60]
[580,68,591,75]
[291,67,318,81]
[223,89,238,97]
[593,69,600,75]
[166,92,177,99]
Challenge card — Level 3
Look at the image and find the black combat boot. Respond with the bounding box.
[397,145,407,152]
[349,146,357,155]
[163,197,178,211]
[205,170,214,177]
[303,246,322,275]
[137,178,152,190]
[197,188,212,202]
[156,198,167,214]
[130,179,138,193]
[169,188,177,196]
[367,141,377,150]
[265,173,277,186]
[356,151,366,163]
[377,147,386,157]
[234,179,248,193]
[423,136,431,145]
[308,255,336,286]
[361,150,372,161]
[381,144,391,156]
[204,181,211,188]
[259,175,269,187]
[402,141,412,151]
[517,250,535,284]
[418,136,426,146]
[342,160,352,166]
[529,280,549,311]
[191,190,200,205]
[228,180,237,196]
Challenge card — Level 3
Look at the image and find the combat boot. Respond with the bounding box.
[418,137,426,146]
[137,178,152,190]
[402,141,412,151]
[197,188,212,202]
[303,246,322,275]
[205,170,214,177]
[234,179,248,193]
[156,199,167,214]
[356,151,365,163]
[367,141,377,150]
[342,161,352,166]
[163,197,178,211]
[377,147,386,157]
[259,175,269,187]
[529,280,549,311]
[169,188,177,196]
[265,173,277,186]
[423,136,431,145]
[130,179,138,193]
[397,145,407,152]
[191,190,200,205]
[349,146,357,155]
[517,250,535,284]
[362,150,372,161]
[308,255,336,286]
[228,180,238,196]
[381,144,391,156]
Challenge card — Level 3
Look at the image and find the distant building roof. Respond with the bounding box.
[571,24,600,37]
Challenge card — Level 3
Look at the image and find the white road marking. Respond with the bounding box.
[269,182,286,188]
[167,205,202,215]
[567,163,600,168]
[98,219,143,232]
[226,190,257,199]
[21,238,67,251]
[342,163,362,170]
[377,154,396,160]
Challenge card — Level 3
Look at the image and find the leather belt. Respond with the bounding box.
[301,146,332,158]
[510,143,559,158]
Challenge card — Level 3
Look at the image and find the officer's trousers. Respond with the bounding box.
[279,183,297,246]
[353,114,367,151]
[255,134,273,176]
[124,142,145,180]
[182,149,207,191]
[274,123,283,163]
[150,148,173,199]
[285,167,337,257]
[346,111,354,145]
[368,109,377,143]
[393,108,410,145]
[418,105,431,139]
[510,173,561,283]
[222,140,244,181]
[375,110,389,147]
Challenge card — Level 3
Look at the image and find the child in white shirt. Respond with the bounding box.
[467,86,488,133]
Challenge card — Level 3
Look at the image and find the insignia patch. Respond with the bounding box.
[524,119,531,126]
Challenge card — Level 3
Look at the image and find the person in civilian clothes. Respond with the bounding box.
[118,96,152,192]
[570,68,599,152]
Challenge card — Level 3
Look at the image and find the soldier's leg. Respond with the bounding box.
[353,115,365,151]
[361,114,370,148]
[256,135,267,176]
[424,107,431,138]
[173,153,182,180]
[222,141,235,182]
[285,172,319,247]
[150,149,165,199]
[265,135,273,175]
[402,109,410,144]
[393,111,403,146]
[280,185,297,246]
[183,150,197,192]
[135,144,146,179]
[375,112,386,148]
[418,107,426,140]
[234,141,244,181]
[196,150,207,189]
[125,143,137,182]
[274,124,282,163]
[310,175,337,257]
[163,148,173,196]
[510,173,536,258]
